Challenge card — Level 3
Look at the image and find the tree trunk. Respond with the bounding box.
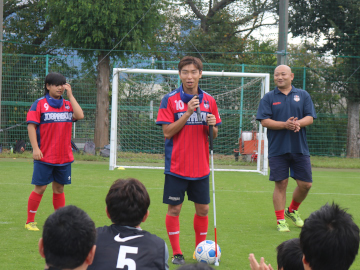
[346,98,360,158]
[94,52,110,150]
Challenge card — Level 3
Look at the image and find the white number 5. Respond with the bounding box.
[116,246,138,270]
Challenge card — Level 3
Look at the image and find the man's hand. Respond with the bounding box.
[285,117,299,131]
[187,96,199,115]
[249,254,274,270]
[206,114,216,126]
[293,118,301,132]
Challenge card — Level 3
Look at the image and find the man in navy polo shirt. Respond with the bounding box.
[256,65,317,232]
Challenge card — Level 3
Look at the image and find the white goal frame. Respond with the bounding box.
[109,68,269,175]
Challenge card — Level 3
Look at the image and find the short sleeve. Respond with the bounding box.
[156,95,174,125]
[256,94,273,121]
[303,92,317,119]
[26,100,41,125]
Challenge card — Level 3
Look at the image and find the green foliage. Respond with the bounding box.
[289,0,360,101]
[156,0,278,64]
[4,0,53,54]
[44,0,163,55]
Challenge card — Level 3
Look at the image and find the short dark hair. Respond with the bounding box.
[44,72,66,95]
[178,56,203,72]
[42,205,96,269]
[277,238,304,270]
[177,262,215,270]
[300,203,360,270]
[106,178,150,227]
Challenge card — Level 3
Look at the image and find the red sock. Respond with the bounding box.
[289,200,301,213]
[27,191,43,223]
[275,209,285,223]
[53,193,65,210]
[166,214,182,255]
[194,214,208,248]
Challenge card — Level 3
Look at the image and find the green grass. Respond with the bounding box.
[1,158,360,269]
[2,150,360,168]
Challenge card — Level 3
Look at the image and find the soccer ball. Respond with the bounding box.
[195,240,221,265]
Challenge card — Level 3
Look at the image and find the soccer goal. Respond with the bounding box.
[109,68,270,175]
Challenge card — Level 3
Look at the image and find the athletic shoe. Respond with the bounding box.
[25,222,39,231]
[277,220,290,232]
[172,254,185,265]
[285,207,304,227]
[193,251,196,260]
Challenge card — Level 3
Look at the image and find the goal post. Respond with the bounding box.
[110,68,269,175]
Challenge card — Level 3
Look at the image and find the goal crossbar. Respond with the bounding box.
[110,68,269,175]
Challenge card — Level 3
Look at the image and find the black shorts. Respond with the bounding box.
[163,174,210,205]
[269,153,312,182]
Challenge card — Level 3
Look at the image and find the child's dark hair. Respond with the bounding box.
[106,178,150,227]
[44,72,66,95]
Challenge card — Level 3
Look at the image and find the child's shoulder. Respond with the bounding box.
[33,96,46,104]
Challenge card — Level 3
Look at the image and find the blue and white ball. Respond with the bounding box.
[195,240,221,265]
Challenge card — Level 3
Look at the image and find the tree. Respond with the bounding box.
[288,0,360,158]
[3,0,57,55]
[172,0,278,64]
[45,0,163,149]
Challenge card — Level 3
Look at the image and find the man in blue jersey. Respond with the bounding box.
[256,65,316,232]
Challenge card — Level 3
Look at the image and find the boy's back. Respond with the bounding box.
[89,225,166,270]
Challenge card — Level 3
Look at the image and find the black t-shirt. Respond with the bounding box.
[88,225,166,270]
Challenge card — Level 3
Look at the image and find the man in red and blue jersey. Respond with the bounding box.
[25,72,84,231]
[156,56,221,264]
[256,65,316,232]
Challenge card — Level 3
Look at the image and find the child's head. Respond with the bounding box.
[44,72,66,95]
[41,205,96,269]
[277,238,303,270]
[106,178,150,227]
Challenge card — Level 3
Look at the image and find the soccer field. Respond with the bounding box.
[1,158,360,269]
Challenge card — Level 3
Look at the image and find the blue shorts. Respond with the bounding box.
[31,162,72,186]
[269,153,312,182]
[163,174,210,205]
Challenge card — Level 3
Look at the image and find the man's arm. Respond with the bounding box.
[64,83,84,120]
[162,112,192,139]
[297,116,313,128]
[162,96,199,139]
[261,117,299,131]
[28,123,43,160]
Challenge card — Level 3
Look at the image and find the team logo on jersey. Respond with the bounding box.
[44,112,73,122]
[294,95,300,102]
[114,233,144,242]
[44,103,49,111]
[65,104,70,110]
[204,100,209,109]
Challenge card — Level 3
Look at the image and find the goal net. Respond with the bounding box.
[109,68,269,175]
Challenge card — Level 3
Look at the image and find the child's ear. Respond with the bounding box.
[142,210,150,223]
[38,238,45,258]
[105,207,111,220]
